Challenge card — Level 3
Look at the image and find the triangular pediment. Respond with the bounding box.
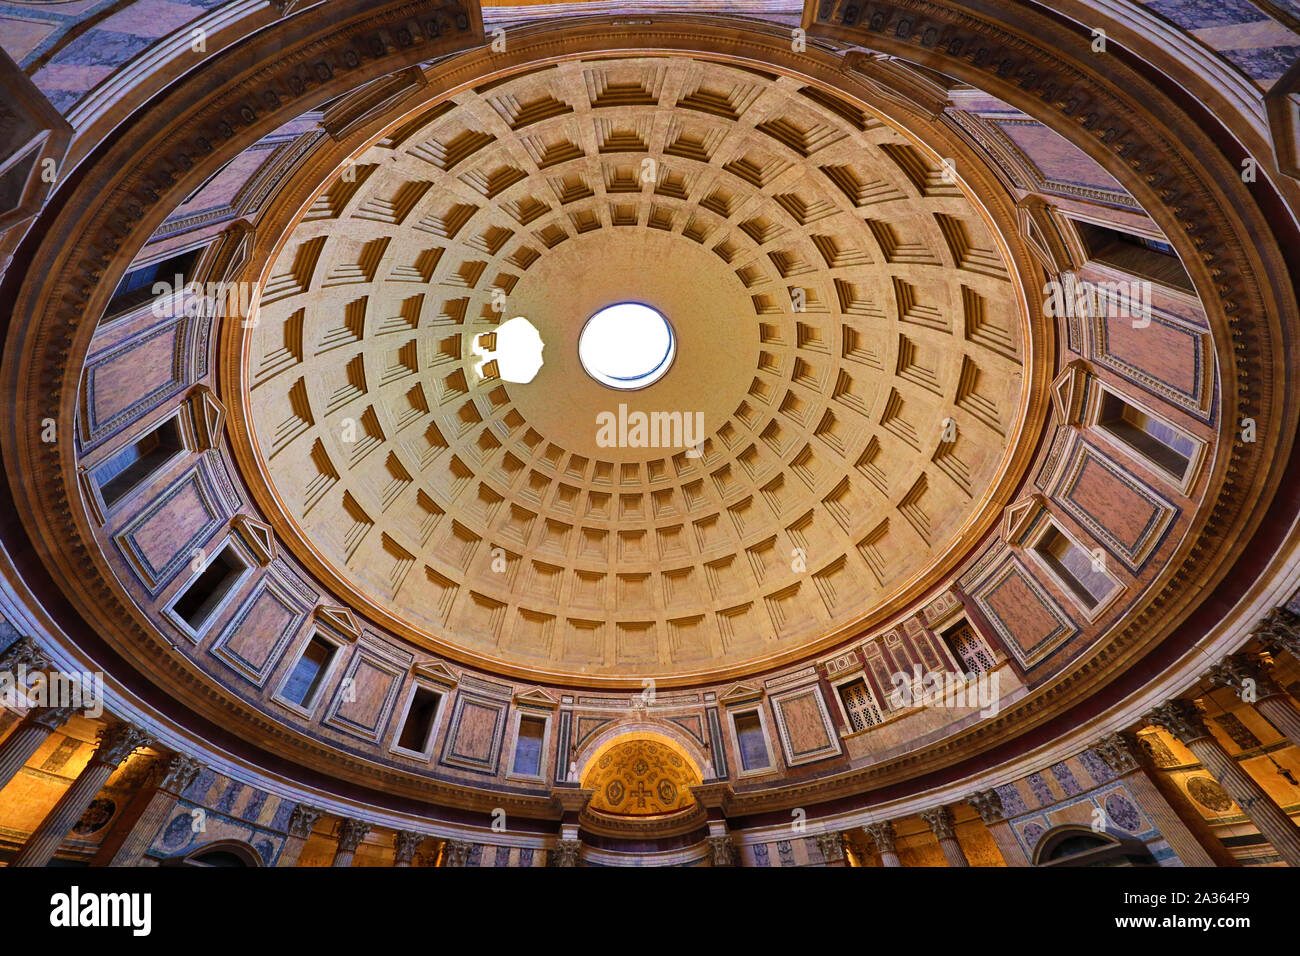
[1003,494,1046,544]
[231,514,275,566]
[719,682,763,705]
[315,605,360,640]
[1051,360,1091,426]
[513,686,558,709]
[412,659,459,687]
[186,386,225,450]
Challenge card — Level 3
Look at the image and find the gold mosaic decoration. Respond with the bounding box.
[582,735,702,816]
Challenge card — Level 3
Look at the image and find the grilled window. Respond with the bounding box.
[837,677,883,732]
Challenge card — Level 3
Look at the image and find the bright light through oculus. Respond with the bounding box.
[579,303,675,390]
[473,316,545,384]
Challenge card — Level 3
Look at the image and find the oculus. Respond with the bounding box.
[578,302,675,390]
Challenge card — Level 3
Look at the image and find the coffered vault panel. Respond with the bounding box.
[242,56,1029,678]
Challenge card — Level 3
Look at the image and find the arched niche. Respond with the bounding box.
[162,838,265,867]
[1031,825,1158,867]
[577,730,705,817]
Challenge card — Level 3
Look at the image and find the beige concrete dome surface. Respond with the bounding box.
[241,55,1031,681]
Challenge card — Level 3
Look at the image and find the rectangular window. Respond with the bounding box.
[734,711,770,772]
[511,715,546,777]
[281,635,337,709]
[170,544,246,633]
[1096,390,1197,484]
[942,620,995,674]
[1076,222,1192,293]
[104,247,203,319]
[396,687,441,754]
[94,416,185,508]
[837,677,883,732]
[1035,525,1114,611]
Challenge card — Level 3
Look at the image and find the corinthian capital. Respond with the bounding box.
[920,805,956,841]
[816,831,846,863]
[1093,731,1143,774]
[1255,607,1300,657]
[336,818,371,853]
[94,721,153,766]
[153,753,203,794]
[864,821,897,854]
[25,704,77,732]
[393,830,425,864]
[551,839,581,867]
[967,788,1005,824]
[1146,699,1211,745]
[706,834,736,867]
[1207,653,1283,701]
[0,637,49,673]
[288,804,324,839]
[443,839,473,867]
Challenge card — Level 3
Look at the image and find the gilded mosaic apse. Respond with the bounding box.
[582,735,702,816]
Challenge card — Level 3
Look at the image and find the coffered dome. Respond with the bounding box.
[5,0,1299,877]
[241,56,1030,681]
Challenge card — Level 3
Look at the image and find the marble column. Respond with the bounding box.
[1148,699,1300,867]
[0,705,76,791]
[393,830,424,867]
[864,820,902,867]
[332,818,370,867]
[10,720,152,867]
[967,789,1029,866]
[815,831,848,866]
[1208,653,1300,747]
[1093,731,1232,867]
[921,806,969,867]
[706,834,737,867]
[443,838,472,867]
[277,804,323,867]
[93,753,202,866]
